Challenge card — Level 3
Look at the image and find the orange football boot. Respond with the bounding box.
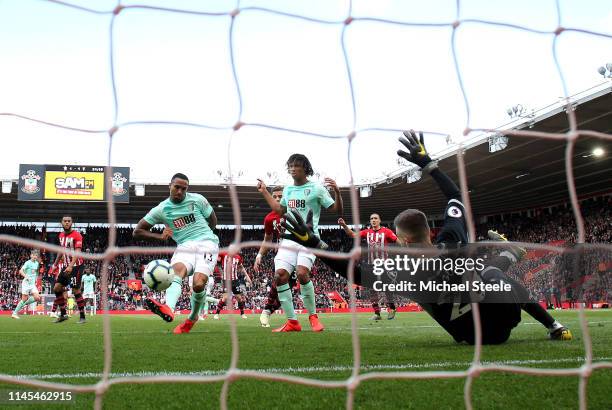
[272,319,302,332]
[173,318,196,334]
[309,314,324,332]
[145,298,174,322]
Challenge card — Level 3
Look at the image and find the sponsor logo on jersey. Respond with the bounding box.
[173,213,196,229]
[288,199,306,208]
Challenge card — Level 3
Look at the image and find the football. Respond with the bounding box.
[143,260,174,291]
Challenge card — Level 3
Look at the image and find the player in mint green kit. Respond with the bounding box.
[81,270,97,316]
[257,154,343,332]
[12,250,41,319]
[133,173,219,334]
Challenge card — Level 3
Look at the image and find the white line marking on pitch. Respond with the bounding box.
[0,321,609,334]
[5,357,611,380]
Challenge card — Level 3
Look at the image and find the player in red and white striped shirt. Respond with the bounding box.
[213,252,252,319]
[49,215,87,323]
[339,213,398,320]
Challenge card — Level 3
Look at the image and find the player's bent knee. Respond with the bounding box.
[274,269,290,284]
[296,267,310,284]
[172,262,190,278]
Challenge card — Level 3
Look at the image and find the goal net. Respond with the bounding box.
[0,1,610,409]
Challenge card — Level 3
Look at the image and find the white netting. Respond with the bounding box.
[0,1,611,409]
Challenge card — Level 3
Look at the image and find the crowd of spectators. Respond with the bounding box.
[1,196,610,312]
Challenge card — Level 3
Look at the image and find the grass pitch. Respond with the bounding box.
[0,310,610,409]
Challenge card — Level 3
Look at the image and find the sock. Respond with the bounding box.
[216,300,225,314]
[202,300,209,316]
[522,302,555,329]
[238,300,245,315]
[52,301,58,313]
[499,251,518,264]
[265,285,279,313]
[55,292,66,316]
[372,302,381,315]
[277,283,296,320]
[550,320,563,331]
[206,295,219,304]
[188,290,206,322]
[487,255,513,272]
[165,277,183,311]
[300,280,316,315]
[75,295,86,318]
[13,300,26,314]
[387,302,396,310]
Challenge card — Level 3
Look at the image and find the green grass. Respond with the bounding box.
[0,310,610,409]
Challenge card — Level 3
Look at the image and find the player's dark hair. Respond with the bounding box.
[171,173,189,183]
[272,186,283,193]
[286,154,314,176]
[394,209,430,243]
[62,214,73,221]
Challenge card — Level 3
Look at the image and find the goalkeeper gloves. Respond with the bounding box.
[397,130,434,170]
[281,209,329,250]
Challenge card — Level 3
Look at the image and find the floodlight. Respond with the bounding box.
[359,186,372,198]
[1,181,12,194]
[135,184,145,197]
[489,134,509,153]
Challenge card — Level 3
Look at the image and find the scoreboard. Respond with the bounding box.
[18,164,130,203]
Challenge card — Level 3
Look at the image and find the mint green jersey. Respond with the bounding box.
[280,180,335,237]
[21,260,39,282]
[82,274,97,294]
[144,192,219,245]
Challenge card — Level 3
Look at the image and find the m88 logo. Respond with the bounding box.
[287,199,306,209]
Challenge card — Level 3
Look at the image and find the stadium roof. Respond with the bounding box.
[1,87,610,226]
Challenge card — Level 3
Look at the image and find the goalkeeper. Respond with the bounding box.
[280,130,572,344]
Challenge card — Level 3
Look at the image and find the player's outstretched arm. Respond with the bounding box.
[338,218,357,238]
[240,264,252,285]
[398,130,460,201]
[133,219,172,242]
[257,179,285,216]
[325,178,344,216]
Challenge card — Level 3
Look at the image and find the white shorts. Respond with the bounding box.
[21,279,38,295]
[274,239,316,273]
[83,293,95,300]
[171,240,219,276]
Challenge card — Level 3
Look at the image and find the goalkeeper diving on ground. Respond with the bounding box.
[279,130,572,344]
